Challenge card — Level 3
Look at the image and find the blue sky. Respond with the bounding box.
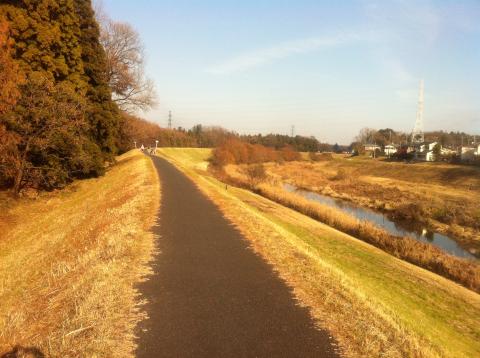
[100,0,480,144]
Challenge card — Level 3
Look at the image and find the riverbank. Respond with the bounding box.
[283,183,475,260]
[220,165,480,292]
[258,157,480,256]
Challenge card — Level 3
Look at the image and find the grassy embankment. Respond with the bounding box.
[157,147,480,358]
[263,156,480,254]
[0,150,159,357]
[224,164,480,292]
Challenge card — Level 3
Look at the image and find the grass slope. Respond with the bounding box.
[157,147,480,358]
[0,150,159,357]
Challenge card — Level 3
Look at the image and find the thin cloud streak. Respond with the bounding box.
[206,33,361,75]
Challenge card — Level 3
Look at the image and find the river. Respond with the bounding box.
[283,183,476,260]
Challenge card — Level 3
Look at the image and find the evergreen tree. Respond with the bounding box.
[0,0,86,91]
[74,0,120,156]
[0,0,119,192]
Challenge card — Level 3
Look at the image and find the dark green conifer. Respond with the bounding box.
[0,0,120,191]
[73,0,120,156]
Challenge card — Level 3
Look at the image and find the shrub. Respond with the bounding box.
[210,139,295,168]
[281,145,301,161]
[309,152,333,161]
[244,164,266,186]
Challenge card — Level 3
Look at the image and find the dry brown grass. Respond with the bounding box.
[0,150,159,357]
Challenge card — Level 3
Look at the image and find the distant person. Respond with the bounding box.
[140,144,145,152]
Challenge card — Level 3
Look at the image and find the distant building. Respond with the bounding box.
[419,142,438,153]
[425,151,435,162]
[384,144,397,156]
[364,144,381,152]
[475,144,480,156]
[441,147,457,156]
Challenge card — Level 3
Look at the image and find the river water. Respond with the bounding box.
[283,183,476,260]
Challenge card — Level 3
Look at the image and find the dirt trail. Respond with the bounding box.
[136,155,339,357]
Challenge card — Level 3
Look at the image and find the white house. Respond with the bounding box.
[475,144,480,156]
[425,151,435,162]
[441,147,457,156]
[364,144,381,152]
[384,144,397,156]
[420,142,438,153]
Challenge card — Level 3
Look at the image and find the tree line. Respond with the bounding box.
[352,127,478,149]
[119,116,331,153]
[0,0,155,195]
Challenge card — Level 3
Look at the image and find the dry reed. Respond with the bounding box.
[218,172,480,293]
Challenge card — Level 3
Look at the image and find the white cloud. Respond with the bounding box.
[206,33,360,75]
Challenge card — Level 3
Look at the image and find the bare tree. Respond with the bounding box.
[1,73,86,194]
[98,16,157,112]
[355,127,377,144]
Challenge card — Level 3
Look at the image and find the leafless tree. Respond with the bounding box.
[355,127,377,144]
[0,74,86,194]
[98,14,157,112]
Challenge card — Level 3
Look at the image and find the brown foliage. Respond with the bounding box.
[281,145,302,161]
[0,19,24,115]
[309,152,333,161]
[244,164,267,186]
[117,113,197,152]
[211,139,302,168]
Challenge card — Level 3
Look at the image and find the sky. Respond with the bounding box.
[100,0,480,144]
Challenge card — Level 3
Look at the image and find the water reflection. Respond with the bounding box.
[283,183,476,260]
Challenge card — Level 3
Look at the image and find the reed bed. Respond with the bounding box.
[218,171,480,293]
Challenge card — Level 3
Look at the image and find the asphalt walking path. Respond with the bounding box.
[136,155,339,358]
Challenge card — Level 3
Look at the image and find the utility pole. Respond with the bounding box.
[168,110,172,129]
[291,125,295,137]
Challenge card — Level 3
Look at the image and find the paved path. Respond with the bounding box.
[136,155,339,358]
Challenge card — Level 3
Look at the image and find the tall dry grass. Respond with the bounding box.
[218,172,480,293]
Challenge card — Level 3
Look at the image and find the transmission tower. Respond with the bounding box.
[411,79,425,143]
[168,111,172,129]
[291,125,295,137]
